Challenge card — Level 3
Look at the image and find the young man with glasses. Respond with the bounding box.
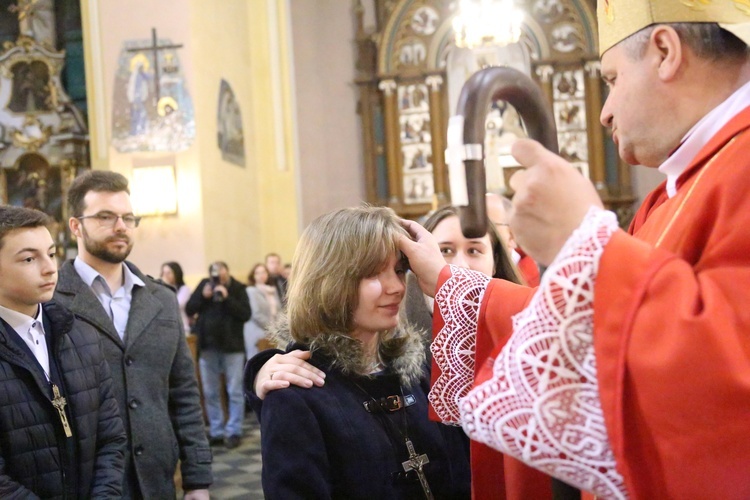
[54,170,212,499]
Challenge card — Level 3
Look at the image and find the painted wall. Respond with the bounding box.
[82,0,208,283]
[81,0,300,284]
[290,0,367,227]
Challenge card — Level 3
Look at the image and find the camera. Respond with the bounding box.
[209,264,224,302]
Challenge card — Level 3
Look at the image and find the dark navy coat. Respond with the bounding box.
[259,348,471,499]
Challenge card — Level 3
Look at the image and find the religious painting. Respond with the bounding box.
[397,38,426,67]
[485,100,527,194]
[8,61,53,113]
[410,6,439,36]
[551,23,582,53]
[403,172,434,205]
[111,30,195,153]
[532,0,564,24]
[9,0,57,49]
[402,143,432,172]
[5,153,63,221]
[217,79,245,167]
[552,69,589,177]
[398,83,434,205]
[559,131,588,166]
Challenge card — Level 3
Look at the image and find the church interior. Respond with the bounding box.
[0,0,665,285]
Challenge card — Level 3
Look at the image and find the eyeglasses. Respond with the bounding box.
[77,212,142,229]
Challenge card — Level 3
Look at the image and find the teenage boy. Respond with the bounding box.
[0,205,126,497]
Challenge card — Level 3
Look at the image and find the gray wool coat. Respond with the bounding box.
[54,260,212,498]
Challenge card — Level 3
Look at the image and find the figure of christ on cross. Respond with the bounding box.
[51,384,72,438]
[402,438,434,500]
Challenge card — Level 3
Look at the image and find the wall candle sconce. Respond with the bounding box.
[131,165,178,216]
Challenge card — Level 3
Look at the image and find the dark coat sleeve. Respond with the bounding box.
[185,279,210,317]
[224,281,251,323]
[261,388,332,499]
[90,342,127,498]
[169,329,213,490]
[242,348,284,419]
[0,455,37,499]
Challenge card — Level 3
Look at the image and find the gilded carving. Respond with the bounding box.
[533,0,565,24]
[735,0,750,14]
[10,115,52,151]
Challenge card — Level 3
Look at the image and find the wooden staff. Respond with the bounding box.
[447,66,558,238]
[448,66,582,499]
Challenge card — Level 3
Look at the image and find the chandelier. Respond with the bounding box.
[453,0,525,49]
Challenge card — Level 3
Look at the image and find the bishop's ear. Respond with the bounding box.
[651,25,683,82]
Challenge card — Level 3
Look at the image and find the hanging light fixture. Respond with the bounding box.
[453,0,525,49]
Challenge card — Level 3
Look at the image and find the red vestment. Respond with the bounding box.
[431,107,750,498]
[516,251,540,287]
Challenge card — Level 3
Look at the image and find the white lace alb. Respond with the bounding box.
[431,207,628,498]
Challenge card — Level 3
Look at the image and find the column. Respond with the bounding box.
[357,80,379,204]
[535,64,555,108]
[426,74,447,205]
[584,60,608,195]
[378,79,401,205]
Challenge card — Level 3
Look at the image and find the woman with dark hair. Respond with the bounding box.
[160,261,192,333]
[403,205,524,338]
[257,206,470,499]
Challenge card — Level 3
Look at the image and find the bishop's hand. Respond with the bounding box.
[509,139,604,266]
[398,219,446,297]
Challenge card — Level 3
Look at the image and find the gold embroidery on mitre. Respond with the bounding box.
[604,0,614,23]
[680,0,713,11]
[735,0,750,15]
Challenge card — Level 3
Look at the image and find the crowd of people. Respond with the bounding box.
[1,1,749,498]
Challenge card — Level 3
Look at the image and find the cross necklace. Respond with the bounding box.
[51,383,73,438]
[38,354,72,438]
[42,368,72,438]
[351,379,435,500]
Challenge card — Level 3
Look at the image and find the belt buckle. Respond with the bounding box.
[384,395,402,412]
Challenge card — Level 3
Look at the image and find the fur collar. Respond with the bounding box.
[267,315,426,387]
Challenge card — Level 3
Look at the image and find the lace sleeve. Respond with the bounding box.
[460,207,628,499]
[428,266,490,424]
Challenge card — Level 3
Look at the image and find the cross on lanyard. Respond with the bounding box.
[402,438,434,500]
[51,384,72,438]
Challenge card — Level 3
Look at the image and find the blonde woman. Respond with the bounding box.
[256,206,470,499]
[244,263,281,359]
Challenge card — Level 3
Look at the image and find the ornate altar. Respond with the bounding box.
[354,0,636,225]
[0,0,89,251]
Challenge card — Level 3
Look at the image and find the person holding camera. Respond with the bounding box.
[186,261,251,449]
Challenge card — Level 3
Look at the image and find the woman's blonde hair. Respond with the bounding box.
[287,205,407,342]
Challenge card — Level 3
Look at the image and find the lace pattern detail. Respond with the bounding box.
[429,266,490,424]
[460,207,628,498]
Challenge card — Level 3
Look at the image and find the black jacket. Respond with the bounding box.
[186,277,251,353]
[0,301,126,499]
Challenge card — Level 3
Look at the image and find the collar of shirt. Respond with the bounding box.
[659,80,750,198]
[74,257,145,341]
[0,303,43,336]
[0,303,49,379]
[74,256,145,293]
